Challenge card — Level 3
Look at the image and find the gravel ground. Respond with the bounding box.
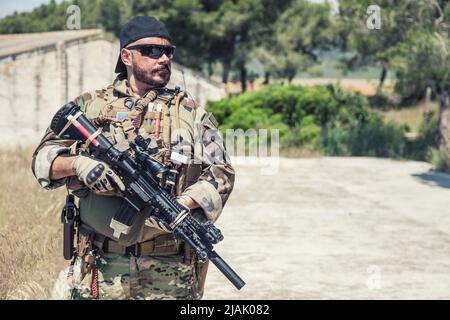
[203,157,450,299]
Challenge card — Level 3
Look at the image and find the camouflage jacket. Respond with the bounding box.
[31,77,235,245]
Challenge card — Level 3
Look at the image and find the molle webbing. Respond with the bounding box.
[95,233,184,256]
[143,90,187,163]
[174,91,187,131]
[161,102,171,161]
[142,111,159,133]
[121,90,158,140]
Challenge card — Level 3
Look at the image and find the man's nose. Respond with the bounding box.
[158,53,171,64]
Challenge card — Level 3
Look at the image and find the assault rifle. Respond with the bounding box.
[50,102,245,290]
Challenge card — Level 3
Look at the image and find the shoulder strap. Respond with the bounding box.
[121,90,158,140]
[173,90,187,132]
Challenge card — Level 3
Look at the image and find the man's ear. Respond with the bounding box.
[121,48,133,68]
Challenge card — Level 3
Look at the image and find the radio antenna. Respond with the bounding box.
[181,67,198,109]
[181,68,187,92]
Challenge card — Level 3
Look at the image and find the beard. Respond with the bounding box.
[132,62,171,88]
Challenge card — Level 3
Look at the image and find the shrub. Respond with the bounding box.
[346,116,407,158]
[298,116,322,146]
[320,124,351,156]
[430,148,450,173]
[207,84,411,158]
[406,110,439,161]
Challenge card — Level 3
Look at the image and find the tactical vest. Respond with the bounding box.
[74,82,210,246]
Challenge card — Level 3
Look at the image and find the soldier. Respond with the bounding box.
[31,16,235,300]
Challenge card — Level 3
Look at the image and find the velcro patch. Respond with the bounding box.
[202,112,219,128]
[116,112,129,121]
[182,98,197,109]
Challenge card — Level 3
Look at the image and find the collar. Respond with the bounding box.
[112,77,176,101]
[112,77,135,97]
[113,77,174,99]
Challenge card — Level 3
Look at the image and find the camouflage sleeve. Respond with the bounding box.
[182,109,235,223]
[31,127,78,189]
[31,93,92,190]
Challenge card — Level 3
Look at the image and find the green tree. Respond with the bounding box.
[338,0,450,165]
[256,0,334,84]
[337,0,445,92]
[98,0,132,37]
[198,0,265,89]
[391,31,450,104]
[129,0,208,71]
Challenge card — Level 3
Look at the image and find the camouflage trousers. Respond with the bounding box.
[52,252,207,300]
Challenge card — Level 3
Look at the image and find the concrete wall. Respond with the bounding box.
[0,31,226,146]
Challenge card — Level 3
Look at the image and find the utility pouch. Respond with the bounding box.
[152,234,182,256]
[77,225,95,258]
[60,193,79,260]
[196,260,210,298]
[175,163,202,196]
[77,226,97,279]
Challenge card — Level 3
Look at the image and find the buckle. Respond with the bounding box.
[126,244,140,256]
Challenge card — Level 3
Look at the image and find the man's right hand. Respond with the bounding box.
[72,156,126,195]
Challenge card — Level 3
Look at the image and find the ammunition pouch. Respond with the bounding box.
[89,232,193,260]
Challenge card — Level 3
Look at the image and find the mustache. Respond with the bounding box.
[153,65,170,73]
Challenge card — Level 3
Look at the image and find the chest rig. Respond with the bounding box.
[63,82,206,268]
[82,84,197,197]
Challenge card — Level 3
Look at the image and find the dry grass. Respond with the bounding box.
[280,146,322,159]
[0,147,66,299]
[224,78,395,96]
[376,100,439,133]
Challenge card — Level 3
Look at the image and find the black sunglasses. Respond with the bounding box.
[126,44,176,59]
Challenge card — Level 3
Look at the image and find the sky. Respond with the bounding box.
[0,0,339,19]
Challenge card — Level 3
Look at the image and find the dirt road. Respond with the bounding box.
[203,157,450,299]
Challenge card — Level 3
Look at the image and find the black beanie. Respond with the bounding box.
[115,16,172,75]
